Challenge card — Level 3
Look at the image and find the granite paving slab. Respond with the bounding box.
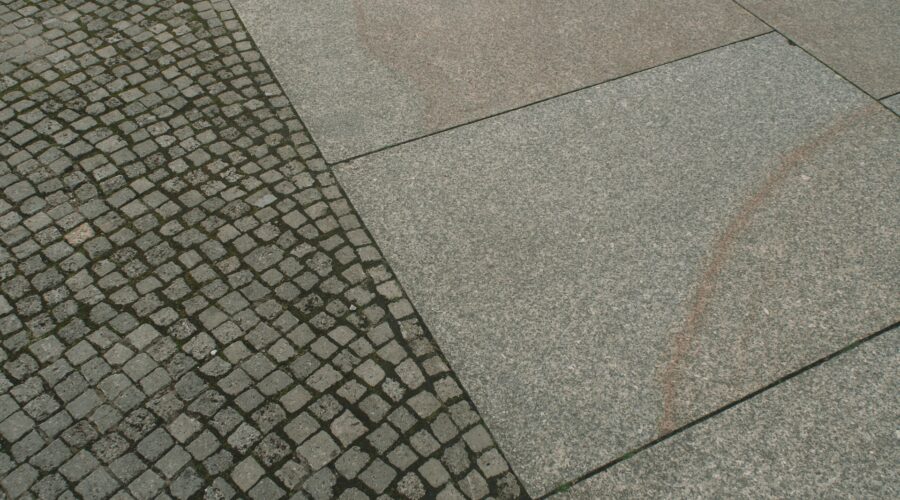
[737,0,900,98]
[335,33,900,495]
[0,0,522,498]
[231,0,767,162]
[560,330,899,498]
[883,93,900,114]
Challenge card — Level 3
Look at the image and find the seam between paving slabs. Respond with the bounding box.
[316,28,775,166]
[242,0,900,496]
[876,90,900,118]
[543,321,900,498]
[224,0,531,496]
[0,0,525,498]
[730,0,899,114]
[250,3,895,494]
[306,19,900,497]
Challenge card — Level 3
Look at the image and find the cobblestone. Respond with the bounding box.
[0,0,522,497]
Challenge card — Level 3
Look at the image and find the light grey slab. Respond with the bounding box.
[738,0,900,98]
[335,34,900,495]
[232,0,767,162]
[884,93,900,114]
[560,331,900,499]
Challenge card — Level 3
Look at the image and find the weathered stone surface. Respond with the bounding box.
[232,0,766,161]
[336,33,899,494]
[561,331,899,498]
[0,1,519,497]
[738,0,900,98]
[883,93,900,114]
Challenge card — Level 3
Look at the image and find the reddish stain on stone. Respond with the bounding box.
[658,102,881,435]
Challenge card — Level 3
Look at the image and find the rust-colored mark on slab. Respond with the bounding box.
[657,102,881,435]
[352,1,584,129]
[351,1,703,130]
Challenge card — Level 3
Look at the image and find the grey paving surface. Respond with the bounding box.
[883,93,900,114]
[0,0,523,498]
[230,0,767,162]
[559,330,900,499]
[336,33,900,495]
[738,0,900,98]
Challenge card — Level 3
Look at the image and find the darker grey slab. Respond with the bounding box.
[561,331,900,498]
[231,0,766,162]
[335,34,900,495]
[738,0,900,98]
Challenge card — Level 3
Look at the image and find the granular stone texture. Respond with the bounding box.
[231,0,767,162]
[335,33,899,495]
[737,0,900,98]
[561,331,899,498]
[0,0,523,498]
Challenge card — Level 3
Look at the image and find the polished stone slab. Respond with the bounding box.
[335,34,900,495]
[561,331,900,498]
[232,0,766,162]
[738,0,900,98]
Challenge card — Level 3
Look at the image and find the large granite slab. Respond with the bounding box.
[335,34,900,495]
[232,0,767,162]
[738,0,900,98]
[561,331,900,498]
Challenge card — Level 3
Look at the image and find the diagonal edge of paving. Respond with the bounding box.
[335,32,900,495]
[883,93,900,115]
[0,0,525,499]
[560,327,900,498]
[230,0,768,163]
[736,0,900,99]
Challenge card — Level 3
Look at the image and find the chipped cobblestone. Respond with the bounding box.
[0,0,522,498]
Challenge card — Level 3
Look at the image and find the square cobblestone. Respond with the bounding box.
[0,1,520,498]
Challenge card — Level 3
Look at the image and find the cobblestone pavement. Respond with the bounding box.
[0,0,524,498]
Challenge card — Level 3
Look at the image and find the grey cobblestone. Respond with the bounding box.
[0,0,523,497]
